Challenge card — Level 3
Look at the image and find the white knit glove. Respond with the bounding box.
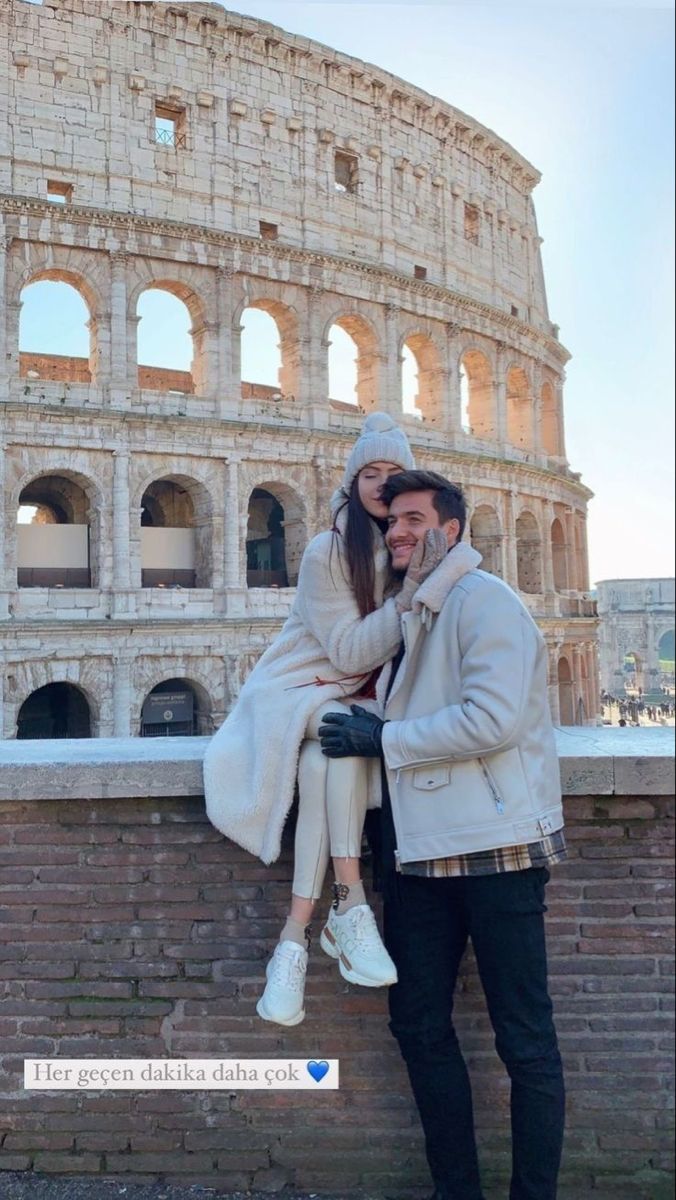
[394,528,449,614]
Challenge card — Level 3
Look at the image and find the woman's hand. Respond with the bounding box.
[394,528,448,614]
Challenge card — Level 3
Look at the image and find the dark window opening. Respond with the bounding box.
[414,265,427,281]
[17,682,91,739]
[334,151,359,195]
[259,221,279,240]
[247,488,288,587]
[464,203,480,245]
[47,180,73,205]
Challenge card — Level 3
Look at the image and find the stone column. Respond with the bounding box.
[224,456,242,588]
[298,286,329,413]
[572,644,585,723]
[555,379,568,463]
[578,512,591,592]
[0,233,10,396]
[0,432,9,620]
[531,363,543,453]
[112,450,131,591]
[494,341,508,444]
[382,304,403,418]
[444,322,462,436]
[110,253,135,401]
[564,507,578,592]
[548,643,562,724]
[542,499,555,596]
[215,266,238,414]
[502,489,519,589]
[113,654,132,737]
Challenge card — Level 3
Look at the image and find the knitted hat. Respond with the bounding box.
[341,412,415,493]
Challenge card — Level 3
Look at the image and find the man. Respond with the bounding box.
[319,470,565,1200]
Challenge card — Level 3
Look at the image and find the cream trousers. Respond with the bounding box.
[292,700,369,901]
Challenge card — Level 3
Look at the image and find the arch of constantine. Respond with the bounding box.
[596,578,675,697]
[0,0,598,738]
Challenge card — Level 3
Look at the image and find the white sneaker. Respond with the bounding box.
[256,940,308,1027]
[320,904,398,987]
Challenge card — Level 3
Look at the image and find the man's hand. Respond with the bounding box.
[318,704,385,758]
[395,528,449,614]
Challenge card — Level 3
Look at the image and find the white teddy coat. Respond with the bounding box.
[203,510,403,864]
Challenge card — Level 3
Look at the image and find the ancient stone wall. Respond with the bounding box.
[0,0,599,736]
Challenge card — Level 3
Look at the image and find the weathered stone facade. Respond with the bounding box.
[0,0,598,739]
[597,578,675,696]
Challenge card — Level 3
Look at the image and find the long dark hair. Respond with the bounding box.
[332,477,387,618]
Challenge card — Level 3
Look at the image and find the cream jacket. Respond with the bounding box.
[203,511,401,864]
[378,546,563,864]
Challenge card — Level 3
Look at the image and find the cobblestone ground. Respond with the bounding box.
[0,1173,673,1200]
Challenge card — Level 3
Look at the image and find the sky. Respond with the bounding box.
[20,0,675,586]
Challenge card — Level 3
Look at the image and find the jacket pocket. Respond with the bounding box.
[478,758,505,814]
[412,765,451,791]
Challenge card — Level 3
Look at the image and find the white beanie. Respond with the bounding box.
[341,412,415,493]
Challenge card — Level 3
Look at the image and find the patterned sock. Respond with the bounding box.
[279,917,310,948]
[332,880,366,915]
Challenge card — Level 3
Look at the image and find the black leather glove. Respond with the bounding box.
[318,704,385,758]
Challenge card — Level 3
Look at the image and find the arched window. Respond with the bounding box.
[20,278,94,383]
[515,511,542,594]
[17,473,97,587]
[327,315,380,412]
[470,506,502,576]
[460,350,495,438]
[17,682,91,739]
[140,475,212,588]
[541,381,560,456]
[557,657,574,726]
[240,302,298,403]
[246,483,306,588]
[506,366,534,450]
[137,288,194,394]
[401,334,443,423]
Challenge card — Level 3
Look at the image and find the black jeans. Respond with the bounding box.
[383,863,565,1200]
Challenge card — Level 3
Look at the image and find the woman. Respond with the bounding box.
[204,413,444,1026]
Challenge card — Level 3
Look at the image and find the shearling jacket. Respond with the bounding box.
[203,507,401,864]
[378,545,563,865]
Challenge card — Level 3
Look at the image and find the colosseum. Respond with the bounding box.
[0,0,598,740]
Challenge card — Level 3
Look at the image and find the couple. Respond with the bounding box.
[204,413,566,1200]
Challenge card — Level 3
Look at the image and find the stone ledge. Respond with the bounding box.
[0,729,672,802]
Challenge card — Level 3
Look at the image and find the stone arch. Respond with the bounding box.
[623,650,644,695]
[400,329,444,423]
[658,629,675,692]
[551,517,568,591]
[515,509,542,594]
[506,364,535,450]
[130,270,212,396]
[540,380,560,456]
[138,675,215,736]
[18,269,100,384]
[137,472,214,588]
[470,504,502,576]
[245,478,308,588]
[16,681,93,739]
[460,348,496,438]
[325,310,382,412]
[16,468,104,588]
[238,297,300,402]
[557,656,574,725]
[10,657,106,739]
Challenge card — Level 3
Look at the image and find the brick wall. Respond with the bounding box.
[0,786,673,1198]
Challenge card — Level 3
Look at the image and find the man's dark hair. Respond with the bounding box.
[381,470,467,540]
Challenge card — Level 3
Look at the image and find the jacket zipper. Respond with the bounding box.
[479,758,505,814]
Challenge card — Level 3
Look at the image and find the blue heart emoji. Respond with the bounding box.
[306,1059,329,1083]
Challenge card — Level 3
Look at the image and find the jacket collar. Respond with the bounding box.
[412,542,482,615]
